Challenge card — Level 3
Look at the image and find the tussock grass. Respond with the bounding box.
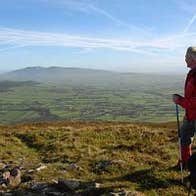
[0,121,192,195]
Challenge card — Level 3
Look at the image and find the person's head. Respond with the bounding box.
[185,47,196,69]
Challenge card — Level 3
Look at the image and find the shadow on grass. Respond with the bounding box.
[101,168,181,191]
[125,169,181,191]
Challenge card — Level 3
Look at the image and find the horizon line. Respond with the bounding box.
[1,65,186,75]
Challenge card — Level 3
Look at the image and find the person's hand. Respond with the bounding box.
[172,94,182,104]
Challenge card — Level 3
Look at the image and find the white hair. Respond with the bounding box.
[186,46,196,61]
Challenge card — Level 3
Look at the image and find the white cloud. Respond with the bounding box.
[0,27,156,55]
[0,27,196,56]
[174,0,196,33]
[183,14,196,33]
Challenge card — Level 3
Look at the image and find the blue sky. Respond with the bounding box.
[0,0,196,73]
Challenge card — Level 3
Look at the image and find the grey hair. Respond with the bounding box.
[186,46,196,61]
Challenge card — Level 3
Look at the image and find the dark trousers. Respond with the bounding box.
[180,119,196,146]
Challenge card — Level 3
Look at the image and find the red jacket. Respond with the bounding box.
[177,68,196,121]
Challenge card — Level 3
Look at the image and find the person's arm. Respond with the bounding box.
[175,96,196,109]
[173,77,196,109]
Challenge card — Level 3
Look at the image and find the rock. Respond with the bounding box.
[45,191,64,196]
[8,167,21,187]
[0,180,7,189]
[52,179,58,184]
[57,179,80,191]
[36,164,47,172]
[94,182,101,189]
[44,186,64,196]
[88,182,101,189]
[1,167,21,187]
[108,190,145,196]
[3,171,10,181]
[31,182,48,191]
[27,169,34,174]
[1,193,12,196]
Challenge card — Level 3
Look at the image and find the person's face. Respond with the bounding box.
[185,54,191,67]
[185,53,195,69]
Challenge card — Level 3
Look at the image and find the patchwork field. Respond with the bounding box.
[0,76,184,124]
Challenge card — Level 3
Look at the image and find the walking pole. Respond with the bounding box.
[175,104,183,184]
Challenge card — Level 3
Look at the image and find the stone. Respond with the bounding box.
[36,164,47,172]
[31,182,48,191]
[28,169,34,174]
[57,179,80,191]
[45,191,64,196]
[94,182,101,189]
[88,182,101,189]
[8,167,21,187]
[108,190,145,196]
[1,167,21,187]
[3,171,10,181]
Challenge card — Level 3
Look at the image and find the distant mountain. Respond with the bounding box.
[0,66,118,85]
[0,66,184,88]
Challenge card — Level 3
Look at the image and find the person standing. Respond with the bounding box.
[173,46,196,168]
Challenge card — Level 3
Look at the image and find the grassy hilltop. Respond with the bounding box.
[0,121,192,195]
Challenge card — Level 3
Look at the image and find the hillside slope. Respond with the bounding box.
[0,66,184,88]
[0,121,191,195]
[0,67,119,85]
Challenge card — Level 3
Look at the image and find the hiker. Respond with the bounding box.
[173,46,196,169]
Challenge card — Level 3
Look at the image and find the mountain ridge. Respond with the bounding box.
[0,66,122,85]
[6,66,117,74]
[0,66,184,85]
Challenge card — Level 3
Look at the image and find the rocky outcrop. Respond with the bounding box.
[0,163,143,196]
